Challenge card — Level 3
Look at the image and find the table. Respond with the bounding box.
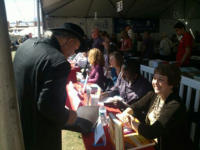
[66,83,119,150]
[65,67,155,150]
[66,83,155,150]
[67,64,81,83]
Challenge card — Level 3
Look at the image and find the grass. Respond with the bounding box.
[62,130,85,150]
[11,51,16,61]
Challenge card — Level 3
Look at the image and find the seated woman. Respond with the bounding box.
[106,51,124,85]
[122,63,194,150]
[102,59,152,106]
[87,48,106,90]
[109,51,123,76]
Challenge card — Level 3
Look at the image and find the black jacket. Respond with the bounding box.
[14,37,71,150]
[131,91,194,150]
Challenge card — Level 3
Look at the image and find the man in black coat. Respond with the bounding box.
[13,23,84,150]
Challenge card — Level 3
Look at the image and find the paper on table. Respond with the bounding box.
[94,118,106,146]
[82,74,89,93]
[68,81,81,110]
[91,94,100,106]
[103,96,123,103]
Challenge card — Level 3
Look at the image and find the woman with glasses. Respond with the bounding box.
[122,63,194,150]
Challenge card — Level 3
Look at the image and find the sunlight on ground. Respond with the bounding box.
[62,130,85,150]
[11,51,16,61]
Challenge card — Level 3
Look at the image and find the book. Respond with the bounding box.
[82,74,89,93]
[108,113,155,150]
[116,112,155,150]
[68,81,81,110]
[108,113,124,150]
[64,106,99,134]
[101,96,128,109]
[124,133,155,150]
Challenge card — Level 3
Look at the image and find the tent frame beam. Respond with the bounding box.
[107,0,123,17]
[159,0,179,18]
[86,0,94,17]
[124,0,137,17]
[46,0,75,15]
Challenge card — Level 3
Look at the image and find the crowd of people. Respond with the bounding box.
[10,33,32,51]
[13,22,196,150]
[75,22,196,68]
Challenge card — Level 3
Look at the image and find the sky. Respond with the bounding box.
[5,0,36,22]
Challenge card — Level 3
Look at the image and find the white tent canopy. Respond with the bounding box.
[40,0,200,37]
[41,0,200,19]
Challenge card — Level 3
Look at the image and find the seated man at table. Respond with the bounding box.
[101,59,153,108]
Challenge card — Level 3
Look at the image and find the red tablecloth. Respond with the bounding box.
[67,64,80,83]
[65,83,155,150]
[66,83,117,150]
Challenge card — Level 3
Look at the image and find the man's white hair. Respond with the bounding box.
[43,30,53,38]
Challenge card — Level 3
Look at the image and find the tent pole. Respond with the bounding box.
[40,0,46,33]
[0,0,25,150]
[37,0,41,38]
[183,0,186,19]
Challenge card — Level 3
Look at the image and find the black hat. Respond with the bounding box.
[49,23,85,42]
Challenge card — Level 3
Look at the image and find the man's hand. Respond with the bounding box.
[66,110,77,125]
[127,115,139,132]
[117,107,133,123]
[123,107,133,115]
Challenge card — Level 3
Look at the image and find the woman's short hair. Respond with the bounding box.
[174,21,186,30]
[154,63,181,90]
[109,51,123,67]
[88,48,105,66]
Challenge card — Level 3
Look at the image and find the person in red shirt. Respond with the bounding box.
[174,21,193,66]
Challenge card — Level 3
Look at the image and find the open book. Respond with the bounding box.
[124,133,155,150]
[115,112,155,150]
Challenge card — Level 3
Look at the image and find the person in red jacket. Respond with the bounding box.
[174,21,193,66]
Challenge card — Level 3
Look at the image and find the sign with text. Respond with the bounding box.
[116,1,123,12]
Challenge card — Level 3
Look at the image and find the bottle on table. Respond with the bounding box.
[99,102,107,126]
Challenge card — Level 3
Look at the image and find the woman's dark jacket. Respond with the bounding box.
[131,91,194,150]
[13,37,71,150]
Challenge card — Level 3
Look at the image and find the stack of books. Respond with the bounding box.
[108,113,155,150]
